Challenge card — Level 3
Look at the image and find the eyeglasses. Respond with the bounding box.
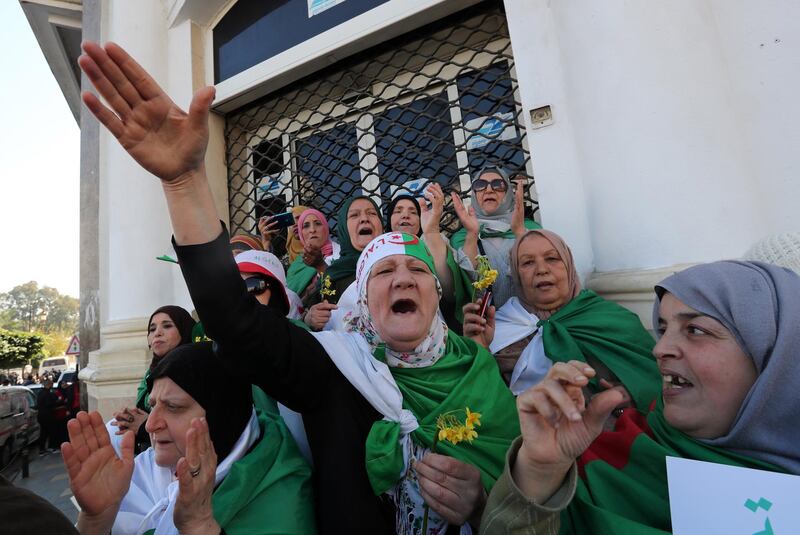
[471,178,508,192]
[245,277,272,296]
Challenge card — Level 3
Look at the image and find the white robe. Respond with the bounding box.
[490,297,552,395]
[111,409,259,535]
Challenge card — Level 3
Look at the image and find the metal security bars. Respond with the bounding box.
[225,1,538,260]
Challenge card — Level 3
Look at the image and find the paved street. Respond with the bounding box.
[2,448,77,524]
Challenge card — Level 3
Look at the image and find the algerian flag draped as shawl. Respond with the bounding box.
[561,400,782,534]
[367,335,520,494]
[538,289,661,410]
[116,410,315,535]
[312,232,519,498]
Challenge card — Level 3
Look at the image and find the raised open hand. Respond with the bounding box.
[174,418,221,535]
[62,411,134,517]
[450,192,480,235]
[510,180,527,238]
[78,41,214,184]
[420,183,445,235]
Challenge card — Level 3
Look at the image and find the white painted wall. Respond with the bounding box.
[100,0,194,324]
[708,0,800,238]
[505,0,800,276]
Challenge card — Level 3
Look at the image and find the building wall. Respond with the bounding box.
[507,0,800,275]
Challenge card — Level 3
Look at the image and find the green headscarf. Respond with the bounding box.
[323,196,382,283]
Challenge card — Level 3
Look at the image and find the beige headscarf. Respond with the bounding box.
[510,229,581,320]
[285,205,310,263]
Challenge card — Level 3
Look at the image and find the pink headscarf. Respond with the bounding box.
[510,229,581,320]
[296,208,334,257]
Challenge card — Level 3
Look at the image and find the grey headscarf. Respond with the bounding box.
[653,260,800,474]
[470,166,515,230]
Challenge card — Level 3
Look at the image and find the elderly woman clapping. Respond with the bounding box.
[63,344,314,535]
[450,167,541,309]
[481,261,800,534]
[77,41,519,534]
[465,229,661,413]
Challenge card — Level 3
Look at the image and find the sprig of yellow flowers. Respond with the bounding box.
[473,255,498,290]
[319,273,336,301]
[436,407,482,445]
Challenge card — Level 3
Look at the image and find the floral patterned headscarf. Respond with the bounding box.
[352,232,447,368]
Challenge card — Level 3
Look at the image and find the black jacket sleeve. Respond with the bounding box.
[173,226,333,413]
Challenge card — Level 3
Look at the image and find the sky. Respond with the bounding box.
[0,2,80,298]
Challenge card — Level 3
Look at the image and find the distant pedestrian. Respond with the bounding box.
[36,378,58,453]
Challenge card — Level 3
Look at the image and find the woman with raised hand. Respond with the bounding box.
[450,167,541,309]
[285,208,340,306]
[301,196,383,330]
[64,343,315,535]
[78,41,519,534]
[386,185,475,334]
[464,229,660,414]
[480,261,800,534]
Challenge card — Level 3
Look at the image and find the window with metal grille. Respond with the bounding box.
[225,1,538,260]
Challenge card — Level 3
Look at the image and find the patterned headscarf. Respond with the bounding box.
[352,232,447,368]
[229,233,263,254]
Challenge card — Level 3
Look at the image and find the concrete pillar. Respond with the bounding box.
[78,0,102,410]
[79,0,195,419]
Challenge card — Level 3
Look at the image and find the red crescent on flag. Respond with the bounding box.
[386,234,419,245]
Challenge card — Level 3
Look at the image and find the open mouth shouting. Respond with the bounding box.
[357,225,375,237]
[391,298,418,315]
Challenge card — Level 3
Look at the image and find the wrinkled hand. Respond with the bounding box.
[78,42,213,184]
[174,418,221,535]
[462,300,495,350]
[513,361,622,502]
[420,183,445,235]
[450,192,479,235]
[62,411,134,517]
[302,245,325,269]
[111,406,148,435]
[510,180,527,238]
[304,301,338,331]
[416,453,486,527]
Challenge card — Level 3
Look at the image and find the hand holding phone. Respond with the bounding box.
[265,211,295,230]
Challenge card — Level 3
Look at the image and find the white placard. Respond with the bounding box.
[308,0,346,18]
[667,456,800,535]
[464,112,517,150]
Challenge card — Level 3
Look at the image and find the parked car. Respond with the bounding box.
[0,386,41,467]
